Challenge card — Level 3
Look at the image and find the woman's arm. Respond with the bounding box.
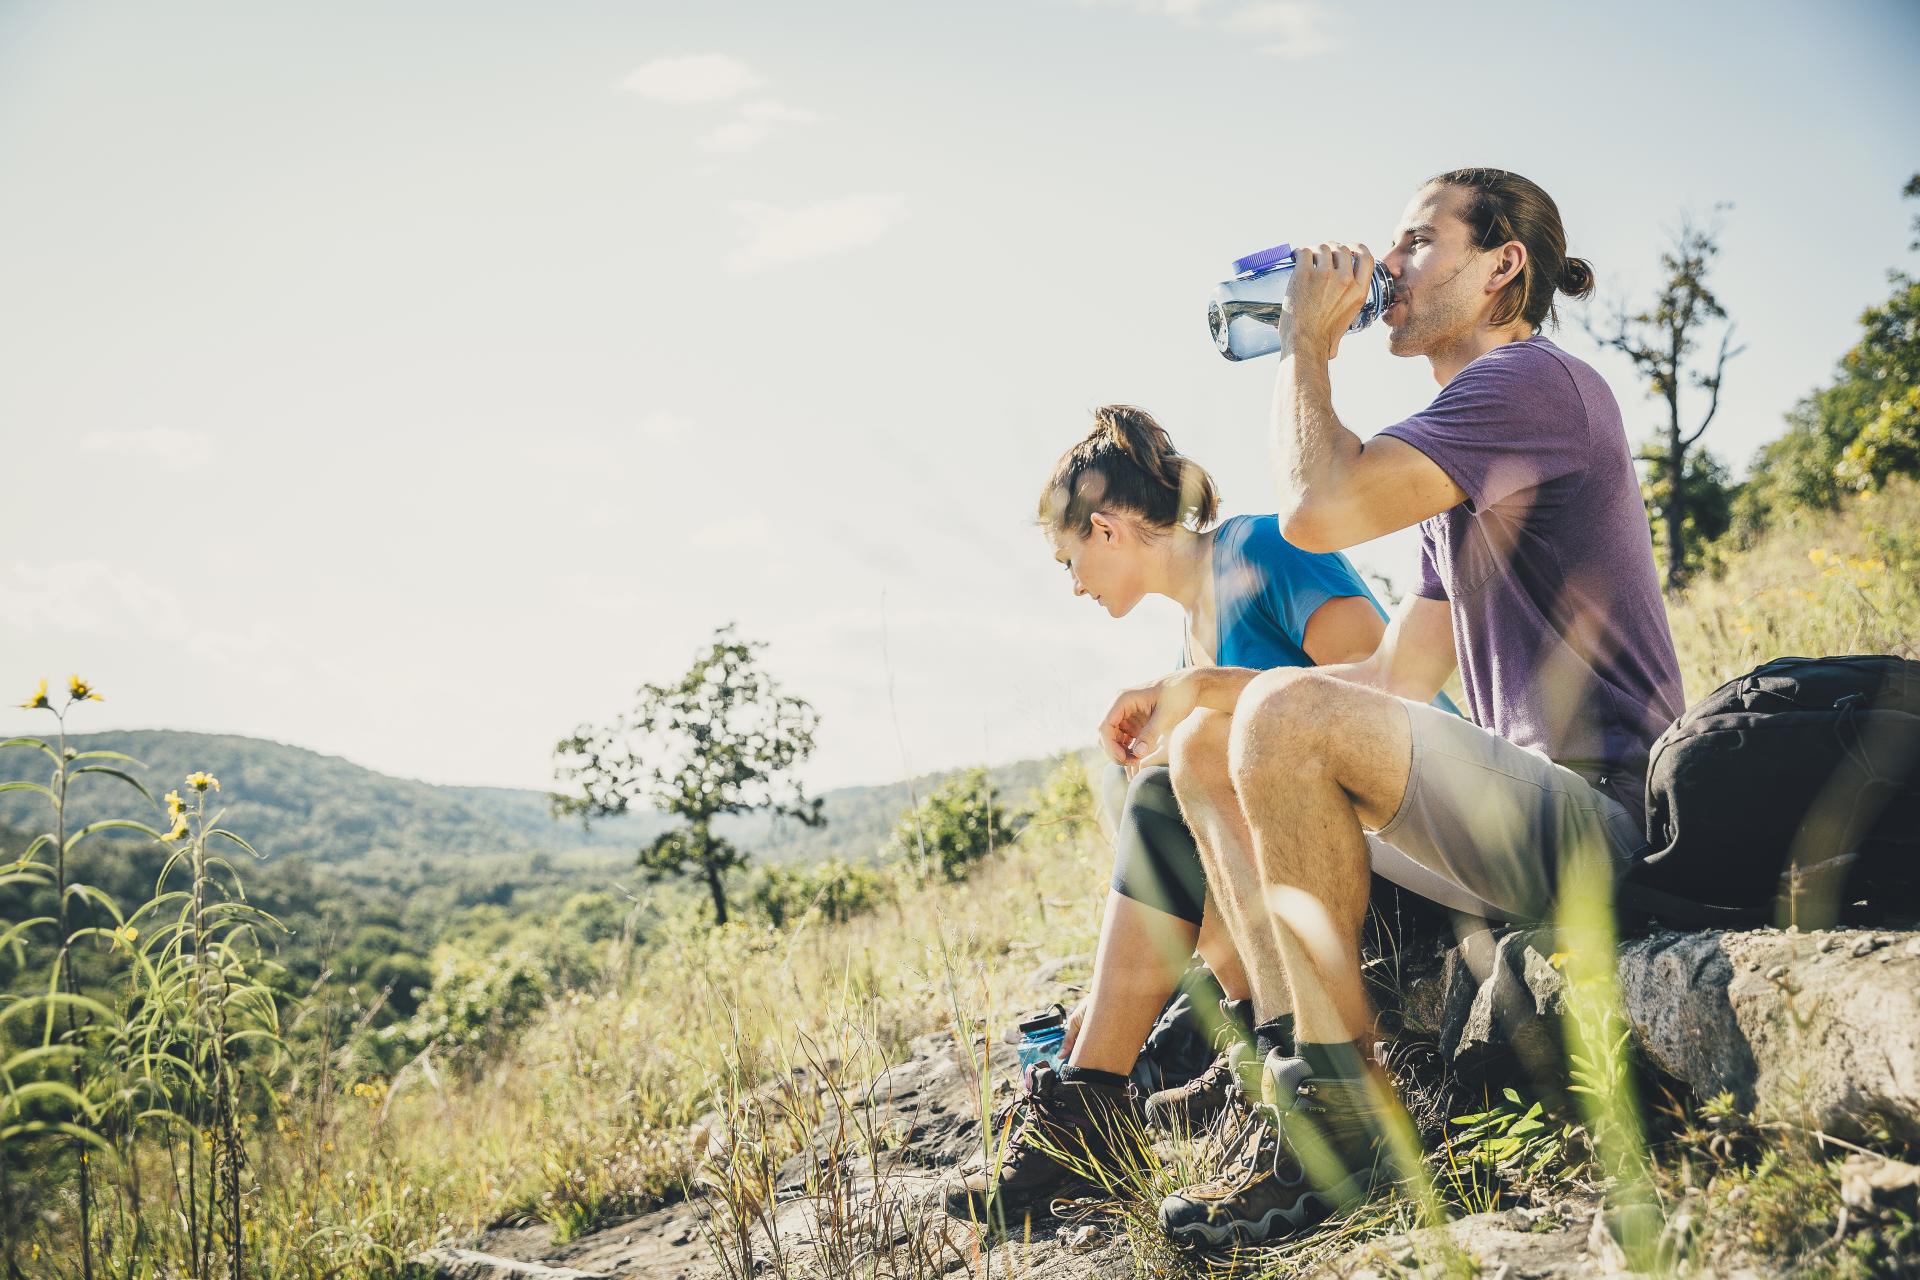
[1299,595,1388,667]
[1315,595,1457,703]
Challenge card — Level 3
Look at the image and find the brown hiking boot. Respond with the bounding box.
[941,1063,1143,1223]
[1144,1039,1259,1133]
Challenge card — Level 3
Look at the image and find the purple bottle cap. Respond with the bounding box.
[1232,243,1293,276]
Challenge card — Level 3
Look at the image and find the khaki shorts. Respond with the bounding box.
[1363,697,1645,924]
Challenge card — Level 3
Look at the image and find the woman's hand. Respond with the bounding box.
[1099,670,1202,766]
[1060,995,1089,1057]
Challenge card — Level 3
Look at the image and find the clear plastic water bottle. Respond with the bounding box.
[1015,1005,1067,1083]
[1208,243,1396,362]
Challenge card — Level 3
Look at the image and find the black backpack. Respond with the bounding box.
[1623,655,1920,928]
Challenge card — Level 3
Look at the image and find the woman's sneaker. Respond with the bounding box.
[941,1063,1144,1224]
[1157,1055,1391,1249]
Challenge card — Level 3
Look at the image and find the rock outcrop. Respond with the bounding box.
[1401,925,1920,1145]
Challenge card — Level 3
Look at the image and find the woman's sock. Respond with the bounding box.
[1059,1064,1130,1091]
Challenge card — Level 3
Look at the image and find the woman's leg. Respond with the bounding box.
[1067,890,1199,1074]
[1070,766,1210,1075]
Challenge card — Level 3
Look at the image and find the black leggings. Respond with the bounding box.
[1106,764,1208,925]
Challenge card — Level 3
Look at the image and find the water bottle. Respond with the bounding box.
[1208,243,1396,362]
[1015,1004,1068,1083]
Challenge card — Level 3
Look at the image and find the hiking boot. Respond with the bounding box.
[1144,1038,1260,1133]
[1157,1054,1392,1249]
[941,1063,1143,1223]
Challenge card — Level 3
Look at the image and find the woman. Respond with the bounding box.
[944,404,1462,1222]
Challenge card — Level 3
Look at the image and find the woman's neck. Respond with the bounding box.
[1146,527,1214,616]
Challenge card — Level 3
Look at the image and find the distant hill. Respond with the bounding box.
[0,730,1072,868]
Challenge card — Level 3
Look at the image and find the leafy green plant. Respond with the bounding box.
[886,767,1015,882]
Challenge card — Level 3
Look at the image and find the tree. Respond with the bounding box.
[552,625,822,925]
[1589,216,1745,588]
[885,767,1015,882]
[1733,176,1920,540]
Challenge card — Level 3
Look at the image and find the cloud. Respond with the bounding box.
[82,428,212,471]
[1217,1,1338,57]
[619,54,763,104]
[699,98,819,153]
[725,194,907,274]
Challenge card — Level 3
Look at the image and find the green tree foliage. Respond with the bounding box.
[1021,753,1099,852]
[749,858,891,928]
[886,766,1016,882]
[1734,175,1920,541]
[553,625,822,926]
[1588,215,1744,587]
[1640,446,1735,582]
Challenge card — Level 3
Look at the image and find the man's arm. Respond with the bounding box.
[1312,595,1457,705]
[1274,244,1467,553]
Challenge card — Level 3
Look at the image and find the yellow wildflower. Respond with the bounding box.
[113,923,139,947]
[67,674,103,703]
[19,678,49,710]
[185,771,220,793]
[165,790,185,820]
[1807,548,1828,566]
[1853,557,1886,574]
[1547,951,1571,971]
[162,814,189,843]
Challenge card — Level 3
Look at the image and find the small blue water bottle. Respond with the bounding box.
[1016,1004,1068,1085]
[1208,243,1396,361]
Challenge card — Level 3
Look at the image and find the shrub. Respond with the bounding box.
[885,767,1016,882]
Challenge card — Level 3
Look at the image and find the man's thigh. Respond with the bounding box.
[1368,699,1644,923]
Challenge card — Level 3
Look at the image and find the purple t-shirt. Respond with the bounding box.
[1377,336,1684,820]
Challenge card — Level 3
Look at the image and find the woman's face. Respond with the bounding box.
[1048,511,1148,618]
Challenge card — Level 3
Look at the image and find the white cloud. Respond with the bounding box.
[619,54,763,104]
[725,194,907,274]
[698,98,819,153]
[82,428,213,471]
[1218,1,1337,57]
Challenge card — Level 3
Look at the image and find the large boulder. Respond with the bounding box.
[1400,925,1920,1144]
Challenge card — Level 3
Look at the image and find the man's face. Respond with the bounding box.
[1380,183,1497,358]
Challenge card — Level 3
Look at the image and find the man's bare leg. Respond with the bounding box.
[1195,898,1250,1003]
[1168,709,1294,1025]
[1227,668,1415,1046]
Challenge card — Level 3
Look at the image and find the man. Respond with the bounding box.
[1101,167,1686,1247]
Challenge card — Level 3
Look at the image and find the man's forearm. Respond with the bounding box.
[1273,336,1365,511]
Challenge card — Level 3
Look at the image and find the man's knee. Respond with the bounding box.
[1228,667,1341,786]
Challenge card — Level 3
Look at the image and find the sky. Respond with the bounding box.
[3,0,1917,797]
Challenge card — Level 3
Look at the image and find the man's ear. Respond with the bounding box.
[1486,241,1528,295]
